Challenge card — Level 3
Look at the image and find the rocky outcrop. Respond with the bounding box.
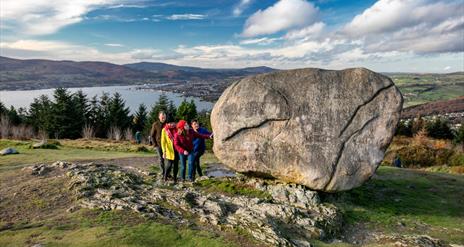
[211,68,403,192]
[28,162,343,247]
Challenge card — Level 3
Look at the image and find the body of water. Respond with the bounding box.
[0,85,214,113]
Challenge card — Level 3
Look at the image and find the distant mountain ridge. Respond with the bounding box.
[0,56,276,90]
[0,56,157,90]
[124,61,274,74]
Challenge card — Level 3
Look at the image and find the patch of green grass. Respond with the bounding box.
[0,209,238,247]
[0,139,153,170]
[195,179,271,200]
[323,166,464,244]
[117,223,233,247]
[60,139,154,153]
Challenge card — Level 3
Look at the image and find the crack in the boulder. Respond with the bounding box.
[338,84,394,138]
[324,115,379,191]
[223,118,290,142]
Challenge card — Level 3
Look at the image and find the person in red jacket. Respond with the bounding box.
[174,120,212,182]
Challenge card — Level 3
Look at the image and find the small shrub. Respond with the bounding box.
[450,166,464,174]
[30,143,59,149]
[449,153,464,166]
[433,139,448,149]
[412,128,428,146]
[130,145,149,152]
[48,139,62,146]
[434,148,454,165]
[396,145,435,167]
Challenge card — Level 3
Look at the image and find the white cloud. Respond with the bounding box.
[233,0,253,16]
[343,0,464,53]
[242,0,319,37]
[166,14,206,20]
[0,0,124,35]
[239,37,280,45]
[106,4,146,9]
[0,39,144,64]
[130,49,161,59]
[284,22,325,40]
[344,0,461,36]
[104,43,124,47]
[444,66,451,71]
[0,39,79,51]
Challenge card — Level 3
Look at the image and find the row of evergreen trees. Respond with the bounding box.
[0,88,209,140]
[396,117,464,143]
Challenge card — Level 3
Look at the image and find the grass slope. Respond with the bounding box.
[323,166,464,245]
[0,139,153,170]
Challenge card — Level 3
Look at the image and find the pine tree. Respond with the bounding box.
[51,88,81,138]
[28,95,53,133]
[425,117,453,139]
[108,92,131,130]
[395,120,412,137]
[94,93,111,138]
[176,99,197,123]
[6,106,22,125]
[197,110,212,130]
[133,103,148,132]
[72,90,89,137]
[167,100,177,122]
[146,94,170,133]
[189,100,197,121]
[0,101,6,116]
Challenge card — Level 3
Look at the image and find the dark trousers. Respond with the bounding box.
[164,152,179,182]
[179,152,195,181]
[155,146,165,175]
[193,151,204,178]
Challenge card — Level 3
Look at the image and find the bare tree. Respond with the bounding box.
[37,129,49,141]
[108,126,122,141]
[0,115,11,139]
[124,128,134,142]
[82,124,95,139]
[11,124,35,140]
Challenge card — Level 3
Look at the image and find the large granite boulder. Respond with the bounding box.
[211,68,403,192]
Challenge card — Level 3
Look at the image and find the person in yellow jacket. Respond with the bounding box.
[161,122,179,183]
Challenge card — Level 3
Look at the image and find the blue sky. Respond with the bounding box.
[0,0,463,72]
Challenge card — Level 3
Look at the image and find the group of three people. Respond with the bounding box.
[150,111,213,183]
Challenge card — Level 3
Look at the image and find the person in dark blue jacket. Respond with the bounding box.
[191,119,212,179]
